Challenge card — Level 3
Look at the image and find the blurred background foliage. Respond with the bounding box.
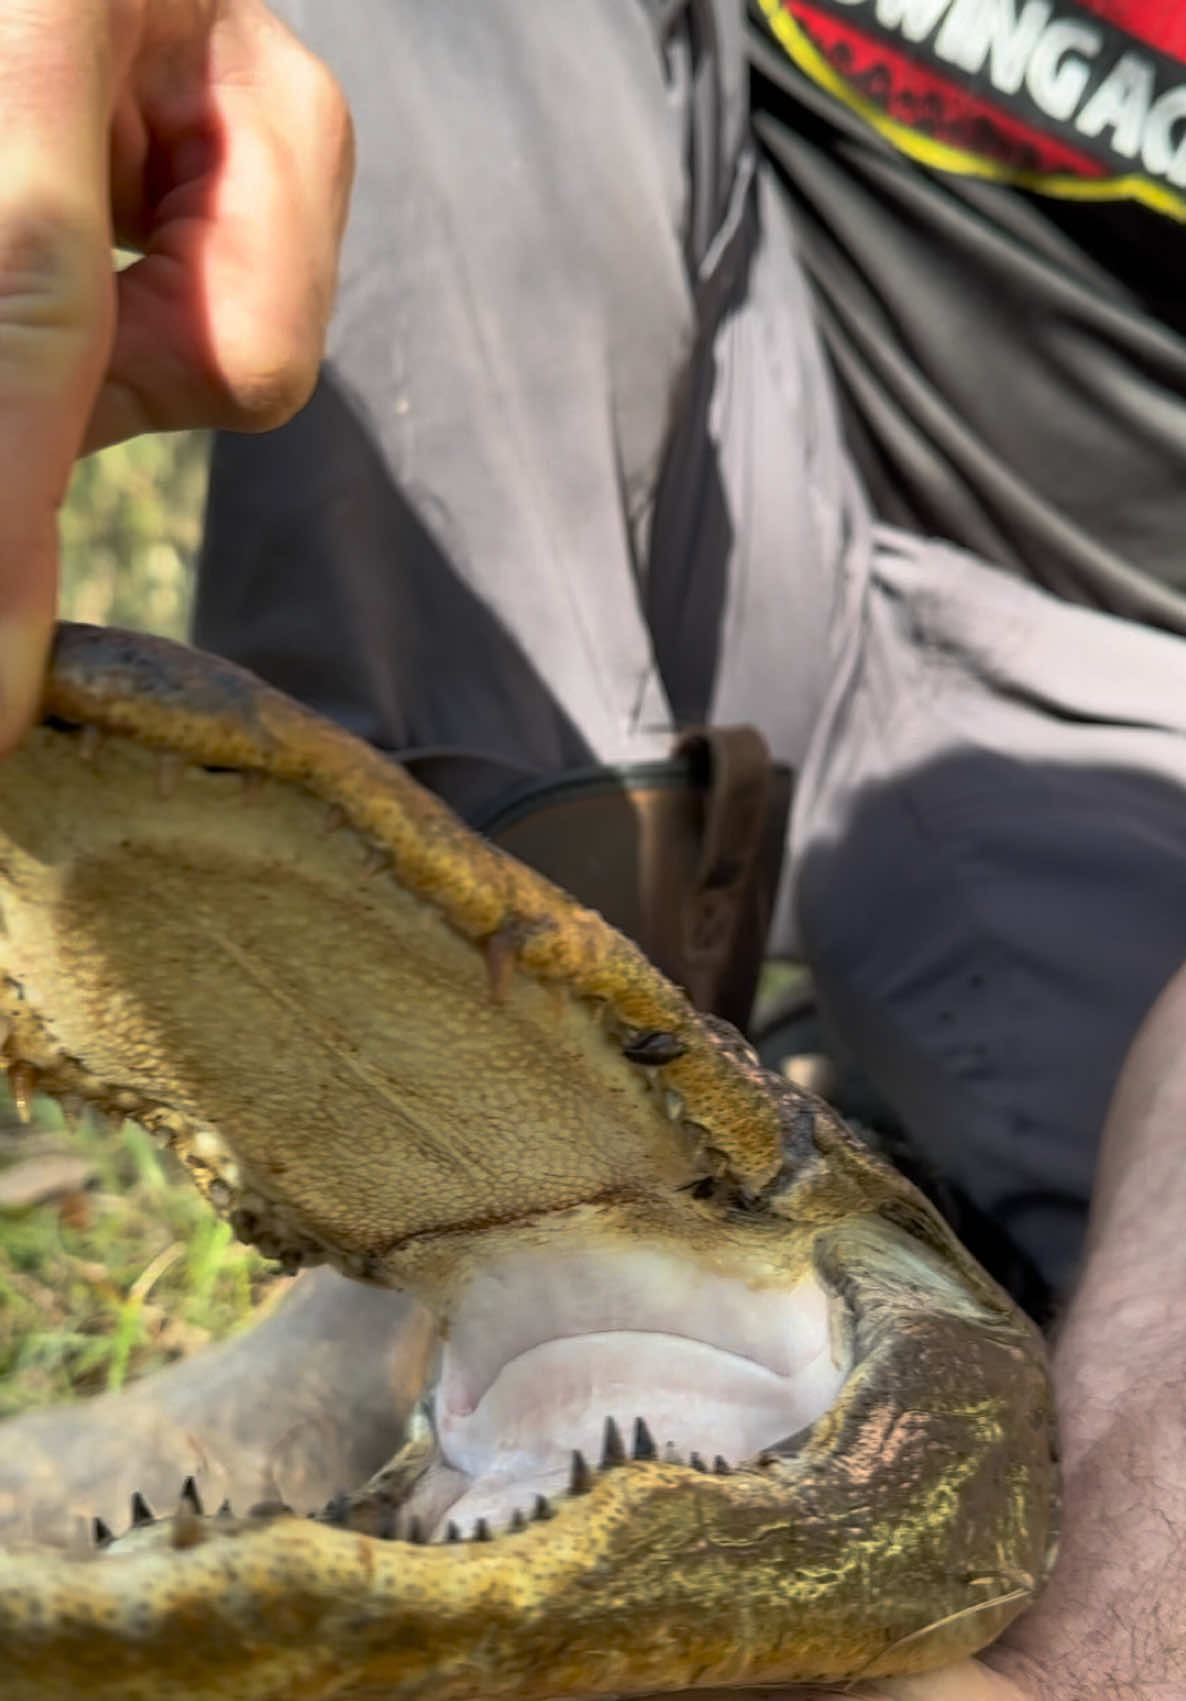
[0,429,292,1419]
[59,431,208,638]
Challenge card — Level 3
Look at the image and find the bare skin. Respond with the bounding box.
[0,0,353,750]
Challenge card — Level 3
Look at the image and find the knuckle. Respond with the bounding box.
[220,350,320,433]
[0,206,105,386]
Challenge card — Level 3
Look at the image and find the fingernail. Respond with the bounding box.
[0,615,51,753]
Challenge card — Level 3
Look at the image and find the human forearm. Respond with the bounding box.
[979,959,1186,1698]
[1053,960,1186,1439]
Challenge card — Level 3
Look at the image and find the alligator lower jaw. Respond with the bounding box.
[411,1246,851,1535]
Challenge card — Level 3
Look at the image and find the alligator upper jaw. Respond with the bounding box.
[410,1244,850,1534]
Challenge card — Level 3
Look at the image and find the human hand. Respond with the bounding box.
[0,0,353,751]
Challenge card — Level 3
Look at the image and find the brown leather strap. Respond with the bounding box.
[478,727,791,1030]
[668,726,775,1020]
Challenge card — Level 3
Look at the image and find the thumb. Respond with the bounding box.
[0,0,115,752]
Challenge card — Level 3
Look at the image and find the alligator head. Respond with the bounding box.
[0,625,1058,1700]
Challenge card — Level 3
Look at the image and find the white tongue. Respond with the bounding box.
[433,1329,845,1536]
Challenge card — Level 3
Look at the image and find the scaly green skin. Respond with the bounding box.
[0,626,1058,1700]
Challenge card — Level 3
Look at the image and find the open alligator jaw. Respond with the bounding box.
[0,625,1059,1700]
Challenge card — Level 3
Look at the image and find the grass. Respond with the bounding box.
[0,1085,287,1419]
[59,430,208,640]
[0,429,285,1421]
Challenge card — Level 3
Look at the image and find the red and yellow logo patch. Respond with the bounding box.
[758,0,1186,218]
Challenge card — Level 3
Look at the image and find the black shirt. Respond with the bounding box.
[748,0,1186,629]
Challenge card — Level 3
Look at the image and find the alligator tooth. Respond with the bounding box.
[92,1517,114,1549]
[632,1417,657,1461]
[621,1030,687,1067]
[61,1094,86,1134]
[7,1061,36,1124]
[689,1452,707,1473]
[569,1450,593,1496]
[239,769,264,799]
[170,1506,205,1550]
[407,1516,427,1545]
[155,752,185,799]
[361,844,387,878]
[532,1494,553,1522]
[179,1476,203,1515]
[600,1415,626,1469]
[509,1508,527,1532]
[130,1491,155,1528]
[472,1518,492,1542]
[713,1455,732,1476]
[482,925,520,1004]
[78,724,103,762]
[445,1521,462,1543]
[664,1089,685,1122]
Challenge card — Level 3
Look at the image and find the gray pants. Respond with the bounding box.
[196,0,1186,1296]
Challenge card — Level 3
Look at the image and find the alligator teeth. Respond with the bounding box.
[179,1476,203,1515]
[632,1417,657,1461]
[600,1415,626,1469]
[7,1061,37,1124]
[170,1506,205,1550]
[481,924,521,1005]
[568,1450,593,1496]
[130,1491,155,1528]
[664,1089,685,1122]
[78,724,103,762]
[92,1517,114,1549]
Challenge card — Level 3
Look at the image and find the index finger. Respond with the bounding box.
[0,0,116,752]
